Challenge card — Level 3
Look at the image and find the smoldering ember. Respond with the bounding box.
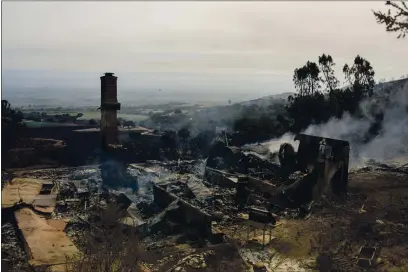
[2,71,408,272]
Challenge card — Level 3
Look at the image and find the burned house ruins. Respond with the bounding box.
[204,134,350,214]
[4,71,407,272]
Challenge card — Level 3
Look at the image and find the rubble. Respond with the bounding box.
[205,134,351,213]
[32,194,57,213]
[204,167,238,188]
[152,184,213,237]
[185,176,212,199]
[3,130,408,271]
[238,247,313,272]
[170,251,214,270]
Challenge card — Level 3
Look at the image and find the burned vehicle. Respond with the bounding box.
[205,134,350,213]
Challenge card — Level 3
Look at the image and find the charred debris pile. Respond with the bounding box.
[1,132,352,270]
[5,129,408,271]
[103,133,351,240]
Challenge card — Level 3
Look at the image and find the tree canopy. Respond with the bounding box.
[318,54,338,92]
[286,54,376,132]
[293,61,321,96]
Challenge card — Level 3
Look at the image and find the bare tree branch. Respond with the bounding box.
[373,1,408,38]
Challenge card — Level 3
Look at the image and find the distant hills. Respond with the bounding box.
[373,77,408,95]
[237,78,408,108]
[238,92,295,107]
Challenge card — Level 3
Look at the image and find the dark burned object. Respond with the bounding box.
[152,184,213,237]
[294,134,350,198]
[248,207,276,224]
[115,193,133,210]
[206,141,279,176]
[153,184,177,208]
[204,167,238,188]
[235,176,250,209]
[316,255,333,272]
[357,246,378,267]
[39,183,54,195]
[277,134,350,209]
[205,133,350,212]
[279,143,297,175]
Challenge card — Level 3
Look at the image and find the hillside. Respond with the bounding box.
[238,92,295,107]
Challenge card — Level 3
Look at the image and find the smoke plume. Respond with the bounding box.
[265,78,408,168]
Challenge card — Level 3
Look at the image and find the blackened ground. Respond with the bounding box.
[1,209,32,272]
[138,234,247,272]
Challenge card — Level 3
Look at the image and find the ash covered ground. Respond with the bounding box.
[2,147,408,272]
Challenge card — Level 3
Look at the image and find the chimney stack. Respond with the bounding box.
[100,72,121,149]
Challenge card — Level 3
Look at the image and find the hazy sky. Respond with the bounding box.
[2,1,407,102]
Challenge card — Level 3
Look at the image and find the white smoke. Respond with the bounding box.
[263,79,408,168]
[263,133,299,154]
[359,82,408,164]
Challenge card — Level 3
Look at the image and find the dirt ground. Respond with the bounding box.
[200,165,408,272]
[261,166,408,272]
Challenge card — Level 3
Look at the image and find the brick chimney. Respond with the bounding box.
[100,72,121,149]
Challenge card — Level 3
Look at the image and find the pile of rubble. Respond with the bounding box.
[7,133,407,271]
